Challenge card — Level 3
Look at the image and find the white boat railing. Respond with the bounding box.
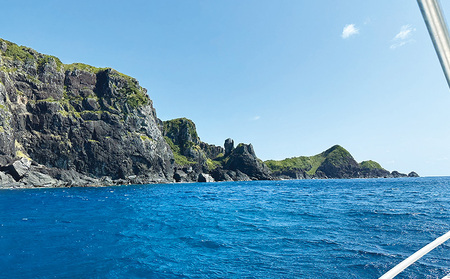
[380,1,450,278]
[379,231,450,279]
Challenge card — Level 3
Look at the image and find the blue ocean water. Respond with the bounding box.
[0,177,449,279]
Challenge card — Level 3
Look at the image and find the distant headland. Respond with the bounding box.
[0,39,418,188]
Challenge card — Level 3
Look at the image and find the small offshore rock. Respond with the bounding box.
[391,171,407,178]
[408,171,419,177]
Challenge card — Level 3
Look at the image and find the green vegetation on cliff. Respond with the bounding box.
[265,155,322,176]
[163,118,201,167]
[265,146,351,176]
[1,39,62,69]
[266,145,370,176]
[116,77,149,109]
[164,136,196,166]
[64,64,149,109]
[38,55,63,70]
[320,145,354,167]
[163,118,199,143]
[162,118,226,170]
[64,63,107,73]
[360,160,384,170]
[1,39,34,62]
[1,39,149,110]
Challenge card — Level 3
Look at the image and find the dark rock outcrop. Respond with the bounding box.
[391,171,408,178]
[0,38,174,187]
[162,118,272,182]
[210,167,252,182]
[223,143,272,180]
[224,138,234,156]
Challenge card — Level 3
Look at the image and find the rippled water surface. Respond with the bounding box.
[0,177,449,278]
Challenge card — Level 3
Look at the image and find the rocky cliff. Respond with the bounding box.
[162,118,272,182]
[0,39,174,187]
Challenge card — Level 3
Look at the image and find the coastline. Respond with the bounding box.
[0,174,425,190]
[0,39,420,189]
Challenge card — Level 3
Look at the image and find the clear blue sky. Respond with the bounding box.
[1,0,450,176]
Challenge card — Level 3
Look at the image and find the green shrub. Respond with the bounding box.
[1,39,34,62]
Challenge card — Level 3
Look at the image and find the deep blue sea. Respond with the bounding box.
[0,177,449,279]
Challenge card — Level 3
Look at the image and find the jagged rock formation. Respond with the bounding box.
[224,138,234,156]
[162,118,272,182]
[223,143,272,180]
[0,38,174,187]
[162,118,221,182]
[265,145,416,179]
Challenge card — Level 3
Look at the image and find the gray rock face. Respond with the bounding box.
[210,167,252,182]
[224,138,234,156]
[199,142,223,160]
[224,143,272,180]
[359,168,391,178]
[0,38,174,186]
[21,171,60,187]
[0,171,15,184]
[10,158,31,179]
[0,42,6,52]
[198,173,214,183]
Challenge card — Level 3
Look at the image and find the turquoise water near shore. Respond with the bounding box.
[0,177,449,278]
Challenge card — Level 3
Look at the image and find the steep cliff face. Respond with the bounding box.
[163,118,220,168]
[223,143,272,180]
[162,118,273,182]
[0,39,174,186]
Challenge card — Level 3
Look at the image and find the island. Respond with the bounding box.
[0,38,418,188]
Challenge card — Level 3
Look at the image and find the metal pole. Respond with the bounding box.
[418,0,450,88]
[379,230,450,279]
